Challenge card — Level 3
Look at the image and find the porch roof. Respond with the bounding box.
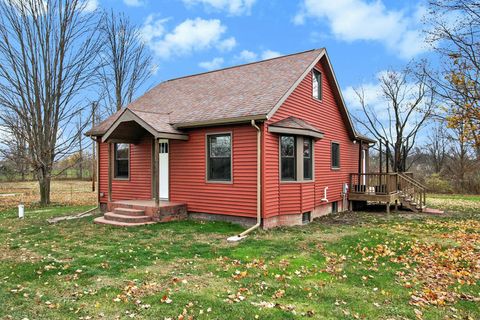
[267,116,324,139]
[101,108,188,142]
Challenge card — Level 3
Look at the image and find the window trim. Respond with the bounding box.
[279,135,315,183]
[280,135,297,181]
[312,68,322,101]
[205,132,233,183]
[331,141,341,170]
[113,143,130,180]
[303,137,313,180]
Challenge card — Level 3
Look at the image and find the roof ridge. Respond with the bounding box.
[160,48,323,84]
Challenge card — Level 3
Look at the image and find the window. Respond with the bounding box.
[280,135,314,181]
[303,138,312,180]
[280,135,296,180]
[331,142,340,169]
[302,211,311,224]
[114,143,129,179]
[332,201,338,213]
[312,69,322,100]
[207,133,231,181]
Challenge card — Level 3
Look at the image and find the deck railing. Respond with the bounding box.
[349,173,398,195]
[349,172,427,208]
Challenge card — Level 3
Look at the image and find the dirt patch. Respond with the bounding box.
[0,244,43,263]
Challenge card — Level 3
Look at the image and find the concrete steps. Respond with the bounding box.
[94,207,154,227]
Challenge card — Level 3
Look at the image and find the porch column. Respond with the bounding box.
[153,138,160,206]
[108,142,112,202]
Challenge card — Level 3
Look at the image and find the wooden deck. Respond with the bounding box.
[349,172,427,213]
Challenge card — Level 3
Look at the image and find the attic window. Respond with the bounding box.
[312,69,322,100]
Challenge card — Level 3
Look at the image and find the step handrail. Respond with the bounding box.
[397,172,427,207]
[398,172,427,190]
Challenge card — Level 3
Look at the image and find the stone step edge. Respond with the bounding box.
[94,216,156,227]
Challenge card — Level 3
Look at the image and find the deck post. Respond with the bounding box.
[108,142,112,202]
[153,138,160,206]
[386,201,390,214]
[394,200,398,212]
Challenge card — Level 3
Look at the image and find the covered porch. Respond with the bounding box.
[100,108,188,206]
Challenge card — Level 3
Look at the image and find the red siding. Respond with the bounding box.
[99,136,152,202]
[263,58,359,218]
[170,124,257,217]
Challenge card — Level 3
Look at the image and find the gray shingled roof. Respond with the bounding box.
[86,49,324,136]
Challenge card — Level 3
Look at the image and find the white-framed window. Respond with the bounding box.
[114,143,129,179]
[312,69,322,100]
[331,142,340,169]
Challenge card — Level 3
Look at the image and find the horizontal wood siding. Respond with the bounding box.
[170,124,257,217]
[98,136,152,202]
[264,58,359,217]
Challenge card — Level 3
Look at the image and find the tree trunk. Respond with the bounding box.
[38,167,51,205]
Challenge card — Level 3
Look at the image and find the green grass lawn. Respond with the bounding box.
[1,198,479,320]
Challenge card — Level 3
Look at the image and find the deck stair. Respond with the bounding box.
[397,173,427,213]
[94,207,155,227]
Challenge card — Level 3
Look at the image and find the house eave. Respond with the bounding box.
[173,114,267,129]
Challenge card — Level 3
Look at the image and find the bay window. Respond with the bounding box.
[280,135,314,182]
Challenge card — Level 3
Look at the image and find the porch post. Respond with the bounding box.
[153,138,160,206]
[108,142,112,202]
[358,140,363,175]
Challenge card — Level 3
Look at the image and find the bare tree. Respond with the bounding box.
[352,68,435,172]
[99,10,152,113]
[0,0,102,205]
[425,120,448,173]
[0,115,29,180]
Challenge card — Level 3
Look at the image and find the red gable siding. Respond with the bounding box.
[99,136,152,202]
[169,124,257,217]
[263,58,359,218]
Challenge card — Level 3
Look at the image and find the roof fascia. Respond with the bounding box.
[265,48,326,120]
[321,51,357,140]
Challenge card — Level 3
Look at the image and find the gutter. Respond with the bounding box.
[227,120,262,242]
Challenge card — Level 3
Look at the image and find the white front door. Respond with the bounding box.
[159,139,169,200]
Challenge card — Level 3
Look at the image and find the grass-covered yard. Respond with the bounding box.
[1,195,479,319]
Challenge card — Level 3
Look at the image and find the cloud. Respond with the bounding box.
[261,50,282,60]
[198,57,224,70]
[217,37,237,51]
[235,49,283,63]
[294,0,427,59]
[236,50,257,62]
[140,15,169,43]
[123,0,145,7]
[141,17,236,59]
[182,0,256,15]
[82,0,98,12]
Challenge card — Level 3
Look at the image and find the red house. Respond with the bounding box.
[86,48,377,229]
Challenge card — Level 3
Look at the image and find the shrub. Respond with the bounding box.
[425,173,453,194]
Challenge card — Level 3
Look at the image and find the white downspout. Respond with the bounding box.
[321,186,329,202]
[227,120,261,242]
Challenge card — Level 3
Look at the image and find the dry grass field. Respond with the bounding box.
[0,180,96,210]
